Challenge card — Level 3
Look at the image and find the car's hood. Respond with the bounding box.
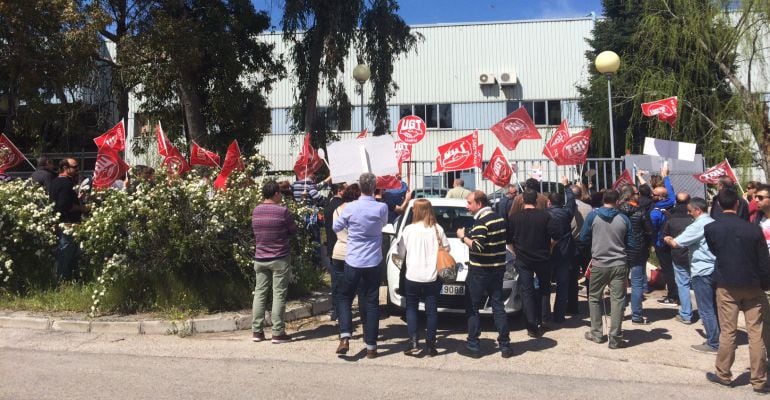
[447,238,469,282]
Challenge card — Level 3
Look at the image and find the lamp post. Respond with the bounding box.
[595,51,620,174]
[353,63,371,132]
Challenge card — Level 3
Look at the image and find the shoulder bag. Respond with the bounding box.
[434,225,457,282]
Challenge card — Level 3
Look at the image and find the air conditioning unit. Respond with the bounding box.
[499,71,517,86]
[479,73,497,85]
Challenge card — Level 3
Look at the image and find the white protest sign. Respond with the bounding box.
[643,137,696,162]
[327,135,399,184]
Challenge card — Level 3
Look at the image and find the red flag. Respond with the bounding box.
[483,147,513,188]
[155,123,190,175]
[612,169,634,190]
[214,140,245,190]
[357,128,368,139]
[92,147,130,189]
[0,134,25,173]
[543,120,571,161]
[293,134,324,180]
[555,128,591,166]
[93,120,125,152]
[641,96,678,127]
[376,175,403,190]
[490,107,542,151]
[434,131,482,173]
[190,141,221,168]
[693,160,738,184]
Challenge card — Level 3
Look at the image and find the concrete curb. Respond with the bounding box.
[0,291,332,337]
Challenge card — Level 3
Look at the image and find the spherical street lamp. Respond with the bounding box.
[353,64,371,131]
[595,51,620,179]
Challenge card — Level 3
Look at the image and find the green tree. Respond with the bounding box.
[282,0,420,148]
[0,0,109,151]
[579,0,737,162]
[114,0,284,153]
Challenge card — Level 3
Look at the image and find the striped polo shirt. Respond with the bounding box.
[468,207,507,268]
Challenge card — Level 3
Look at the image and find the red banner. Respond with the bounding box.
[434,131,482,173]
[397,115,426,145]
[93,120,125,152]
[293,134,324,180]
[482,147,513,188]
[357,128,368,139]
[214,140,245,190]
[0,134,25,173]
[93,147,130,189]
[641,96,678,127]
[155,123,190,175]
[376,175,403,190]
[190,141,221,168]
[693,160,738,184]
[490,107,542,151]
[543,120,571,161]
[556,128,591,166]
[612,169,634,190]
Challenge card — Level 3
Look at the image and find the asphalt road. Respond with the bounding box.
[0,291,761,399]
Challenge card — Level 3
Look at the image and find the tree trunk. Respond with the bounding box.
[177,77,206,144]
[302,27,326,137]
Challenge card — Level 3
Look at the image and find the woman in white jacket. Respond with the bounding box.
[396,199,449,356]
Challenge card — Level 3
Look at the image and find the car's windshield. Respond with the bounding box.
[403,205,474,238]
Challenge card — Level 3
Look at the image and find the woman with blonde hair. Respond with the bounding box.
[396,199,449,357]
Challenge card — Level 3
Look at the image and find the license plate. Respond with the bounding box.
[441,284,465,296]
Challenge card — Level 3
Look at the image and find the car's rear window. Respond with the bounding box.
[402,206,474,238]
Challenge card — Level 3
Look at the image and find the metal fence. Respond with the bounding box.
[5,152,99,179]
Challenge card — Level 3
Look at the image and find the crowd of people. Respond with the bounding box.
[251,164,770,394]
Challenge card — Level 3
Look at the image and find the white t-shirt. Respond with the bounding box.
[760,217,770,252]
[396,222,450,283]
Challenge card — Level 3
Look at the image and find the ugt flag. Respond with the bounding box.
[434,131,482,173]
[490,107,541,151]
[482,147,513,188]
[612,169,634,190]
[641,96,678,127]
[293,133,324,180]
[190,141,221,168]
[156,123,190,175]
[93,120,126,152]
[92,147,130,189]
[0,134,25,173]
[213,140,245,191]
[543,120,571,161]
[693,160,738,185]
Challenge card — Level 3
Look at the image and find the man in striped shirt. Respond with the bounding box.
[456,190,512,358]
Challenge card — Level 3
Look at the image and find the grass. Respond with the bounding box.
[0,283,95,314]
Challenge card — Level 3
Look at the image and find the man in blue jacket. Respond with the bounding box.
[580,189,635,349]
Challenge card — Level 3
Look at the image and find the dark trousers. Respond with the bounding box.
[405,279,441,343]
[515,262,552,333]
[55,232,79,281]
[465,266,510,349]
[338,264,380,349]
[568,249,590,314]
[330,258,345,316]
[655,247,678,300]
[551,257,572,322]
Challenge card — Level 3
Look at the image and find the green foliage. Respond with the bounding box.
[282,0,420,145]
[0,282,97,313]
[0,0,110,150]
[74,155,323,315]
[577,0,741,164]
[0,181,58,294]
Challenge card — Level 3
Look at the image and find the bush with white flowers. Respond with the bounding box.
[76,155,324,315]
[0,180,58,293]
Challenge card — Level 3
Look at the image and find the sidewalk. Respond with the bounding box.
[0,290,333,336]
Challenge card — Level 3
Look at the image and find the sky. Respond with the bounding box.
[254,0,604,29]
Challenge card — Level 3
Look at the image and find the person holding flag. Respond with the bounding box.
[50,158,90,281]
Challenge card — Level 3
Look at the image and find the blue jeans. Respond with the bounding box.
[55,232,79,281]
[673,262,692,321]
[692,275,720,349]
[405,279,441,343]
[330,258,345,316]
[516,262,551,333]
[628,264,646,320]
[338,264,381,350]
[465,266,510,349]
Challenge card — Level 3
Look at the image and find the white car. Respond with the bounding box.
[382,198,522,314]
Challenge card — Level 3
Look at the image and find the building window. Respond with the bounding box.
[505,100,562,126]
[316,106,351,131]
[399,104,452,128]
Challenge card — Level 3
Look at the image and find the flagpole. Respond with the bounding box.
[1,133,36,170]
[724,158,744,194]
